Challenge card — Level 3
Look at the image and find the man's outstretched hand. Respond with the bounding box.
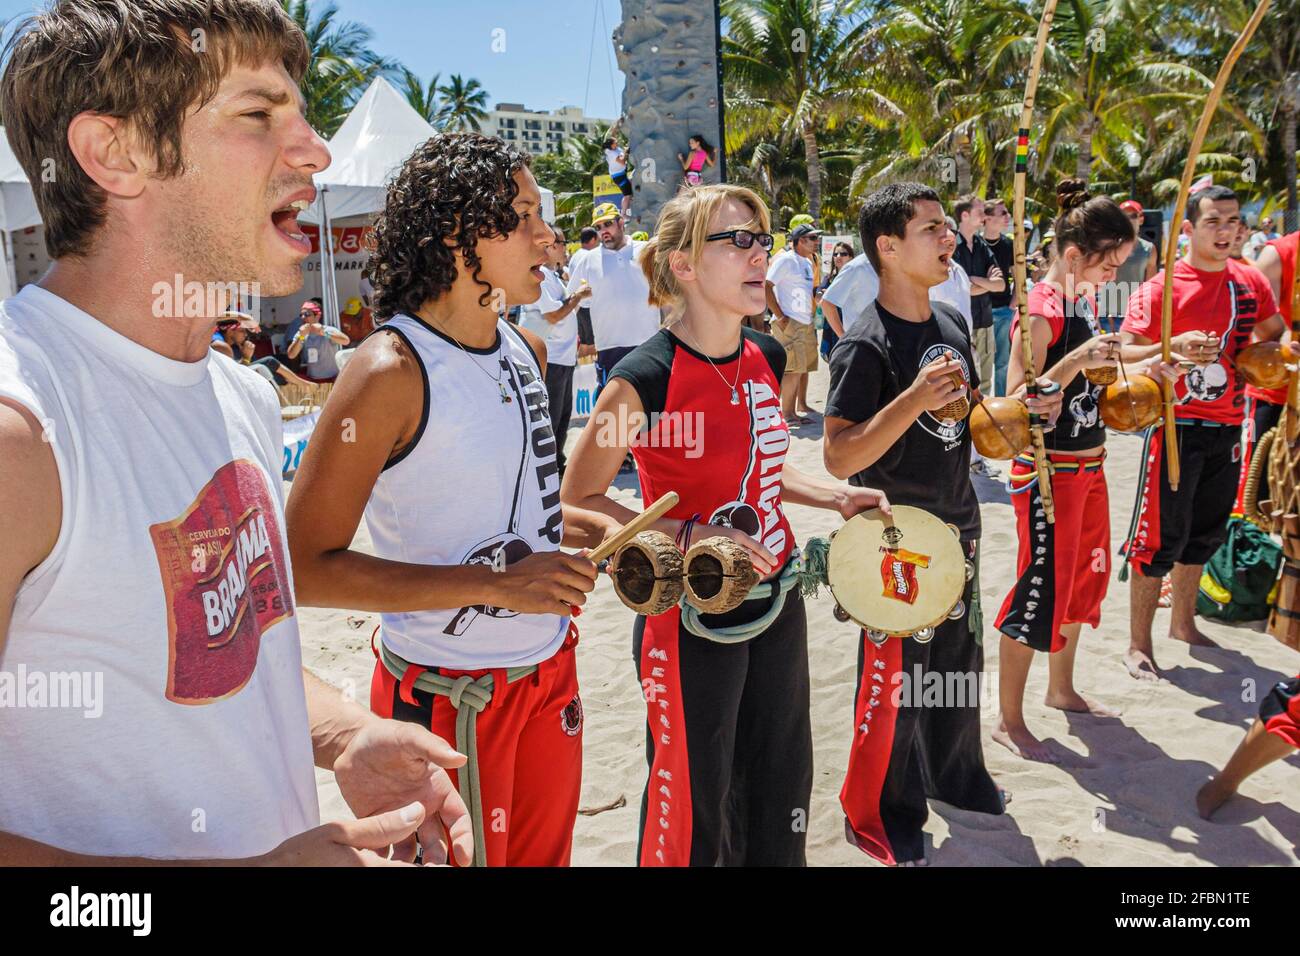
[333,717,474,866]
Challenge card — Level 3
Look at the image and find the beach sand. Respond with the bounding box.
[298,364,1300,866]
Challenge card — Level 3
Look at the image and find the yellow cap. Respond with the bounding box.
[592,202,622,226]
[343,297,363,315]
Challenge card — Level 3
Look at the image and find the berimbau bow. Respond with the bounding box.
[1012,0,1060,522]
[1158,0,1272,490]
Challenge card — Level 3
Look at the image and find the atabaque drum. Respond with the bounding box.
[827,505,966,644]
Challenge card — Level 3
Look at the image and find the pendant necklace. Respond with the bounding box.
[674,319,744,405]
[432,317,513,403]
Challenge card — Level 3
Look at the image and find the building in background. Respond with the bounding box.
[481,103,615,156]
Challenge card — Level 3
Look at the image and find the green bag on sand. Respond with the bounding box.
[1197,517,1283,623]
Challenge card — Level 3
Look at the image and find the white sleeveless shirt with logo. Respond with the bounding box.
[0,285,317,859]
[364,314,567,670]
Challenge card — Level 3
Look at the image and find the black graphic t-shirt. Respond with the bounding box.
[1020,283,1106,452]
[825,301,981,540]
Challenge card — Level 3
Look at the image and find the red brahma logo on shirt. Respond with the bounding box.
[150,459,294,705]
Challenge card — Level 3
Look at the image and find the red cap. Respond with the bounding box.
[1119,200,1143,215]
[300,301,322,315]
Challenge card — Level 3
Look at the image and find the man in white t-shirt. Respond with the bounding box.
[0,0,471,865]
[565,203,660,398]
[823,251,973,335]
[520,226,591,474]
[1246,215,1279,260]
[766,223,822,424]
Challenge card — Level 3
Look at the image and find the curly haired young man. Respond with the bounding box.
[286,133,620,866]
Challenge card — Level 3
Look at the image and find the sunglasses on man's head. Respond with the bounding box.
[706,229,774,251]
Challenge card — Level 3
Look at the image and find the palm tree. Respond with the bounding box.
[722,0,877,221]
[1029,0,1228,187]
[437,74,491,132]
[280,0,396,138]
[530,124,615,234]
[401,68,446,127]
[854,0,1016,197]
[1184,0,1300,230]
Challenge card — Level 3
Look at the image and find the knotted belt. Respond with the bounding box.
[376,640,538,868]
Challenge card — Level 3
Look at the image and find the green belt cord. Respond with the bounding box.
[377,641,537,867]
[679,555,803,644]
[678,542,838,644]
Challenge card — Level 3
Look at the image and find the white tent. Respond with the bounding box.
[0,134,41,299]
[0,137,40,233]
[301,77,554,326]
[300,76,436,225]
[303,76,555,223]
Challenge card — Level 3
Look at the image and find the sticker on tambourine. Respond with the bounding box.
[879,547,931,606]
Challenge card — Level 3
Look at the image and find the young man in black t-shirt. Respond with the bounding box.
[823,183,1061,865]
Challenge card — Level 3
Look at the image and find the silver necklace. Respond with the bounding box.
[674,319,744,405]
[431,316,513,404]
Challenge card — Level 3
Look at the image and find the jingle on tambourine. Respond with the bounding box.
[1237,341,1297,391]
[934,370,969,423]
[1099,373,1163,432]
[970,397,1031,460]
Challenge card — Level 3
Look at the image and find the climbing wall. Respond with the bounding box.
[615,0,726,233]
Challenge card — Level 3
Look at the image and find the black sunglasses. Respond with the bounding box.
[706,229,774,251]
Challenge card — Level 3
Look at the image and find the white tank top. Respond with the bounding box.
[364,314,568,669]
[0,285,318,859]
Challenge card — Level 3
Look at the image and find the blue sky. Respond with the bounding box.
[0,0,628,120]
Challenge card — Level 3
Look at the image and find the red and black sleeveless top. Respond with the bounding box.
[609,327,796,569]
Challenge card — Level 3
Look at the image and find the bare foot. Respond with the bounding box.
[992,721,1060,763]
[796,406,818,418]
[1044,689,1121,717]
[1196,776,1236,820]
[1170,627,1220,648]
[1124,648,1163,682]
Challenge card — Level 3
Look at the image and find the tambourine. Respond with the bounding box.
[825,506,968,646]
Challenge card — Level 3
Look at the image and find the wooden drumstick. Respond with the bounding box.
[589,492,681,566]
